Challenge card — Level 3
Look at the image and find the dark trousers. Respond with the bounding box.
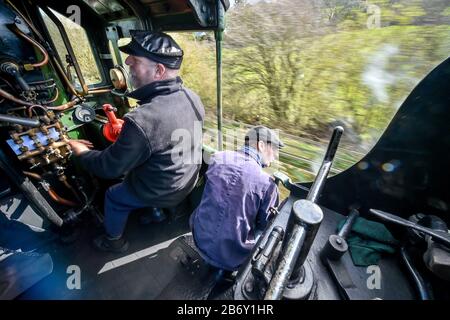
[104,183,147,238]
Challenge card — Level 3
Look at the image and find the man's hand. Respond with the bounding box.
[68,139,94,156]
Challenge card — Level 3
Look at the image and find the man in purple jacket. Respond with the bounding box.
[190,126,284,271]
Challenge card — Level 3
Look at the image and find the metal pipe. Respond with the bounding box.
[46,98,80,111]
[0,87,34,106]
[0,113,40,127]
[47,188,77,207]
[88,88,112,94]
[61,178,82,204]
[18,141,69,160]
[23,171,78,207]
[27,105,48,118]
[49,57,80,97]
[215,30,223,151]
[0,149,63,226]
[6,0,81,97]
[0,85,79,110]
[400,247,432,300]
[22,171,42,180]
[6,0,46,41]
[9,24,49,69]
[43,87,59,104]
[215,2,225,151]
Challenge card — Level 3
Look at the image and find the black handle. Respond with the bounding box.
[369,209,450,247]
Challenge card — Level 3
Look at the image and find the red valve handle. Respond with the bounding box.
[102,104,124,142]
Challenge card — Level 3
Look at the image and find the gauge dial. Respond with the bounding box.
[73,104,96,123]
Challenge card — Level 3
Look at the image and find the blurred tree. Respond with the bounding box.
[224,0,324,123]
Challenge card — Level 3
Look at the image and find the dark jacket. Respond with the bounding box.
[79,77,205,208]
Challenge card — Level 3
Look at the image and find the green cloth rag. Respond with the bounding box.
[337,216,399,267]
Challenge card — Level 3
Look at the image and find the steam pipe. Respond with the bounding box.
[47,188,77,207]
[0,150,63,227]
[0,87,35,106]
[23,171,77,207]
[0,113,40,127]
[27,104,48,118]
[8,24,49,69]
[0,86,80,110]
[400,247,432,300]
[5,0,82,97]
[42,87,59,104]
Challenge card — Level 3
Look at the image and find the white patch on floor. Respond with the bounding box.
[97,232,192,274]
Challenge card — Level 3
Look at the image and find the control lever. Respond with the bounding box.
[369,209,450,248]
[273,171,292,190]
[264,126,344,300]
[102,104,124,142]
[322,209,359,261]
[251,226,284,297]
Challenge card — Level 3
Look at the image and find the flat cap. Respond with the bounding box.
[119,30,183,69]
[245,126,284,148]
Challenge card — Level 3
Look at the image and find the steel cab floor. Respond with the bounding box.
[14,205,417,300]
[16,210,193,300]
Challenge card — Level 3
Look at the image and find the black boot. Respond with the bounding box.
[139,208,166,225]
[93,234,129,253]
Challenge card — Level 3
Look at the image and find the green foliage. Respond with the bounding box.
[39,0,450,182]
[170,33,217,110]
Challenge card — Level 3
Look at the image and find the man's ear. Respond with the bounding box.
[156,63,166,79]
[257,140,266,152]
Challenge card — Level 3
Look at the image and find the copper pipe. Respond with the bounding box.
[23,171,42,180]
[23,171,77,207]
[28,104,48,118]
[44,87,59,103]
[49,58,81,97]
[0,87,34,106]
[6,0,45,40]
[5,0,82,97]
[61,179,82,204]
[46,98,80,111]
[10,24,49,69]
[48,188,77,207]
[88,88,112,94]
[0,86,80,110]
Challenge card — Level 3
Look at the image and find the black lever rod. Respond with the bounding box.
[265,126,344,300]
[307,126,343,203]
[369,209,450,247]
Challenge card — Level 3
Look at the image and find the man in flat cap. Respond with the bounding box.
[69,31,205,252]
[190,126,284,272]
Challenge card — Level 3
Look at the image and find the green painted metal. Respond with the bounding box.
[215,2,226,151]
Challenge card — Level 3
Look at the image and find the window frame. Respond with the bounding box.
[36,5,107,91]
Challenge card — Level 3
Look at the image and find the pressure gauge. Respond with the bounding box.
[73,104,96,123]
